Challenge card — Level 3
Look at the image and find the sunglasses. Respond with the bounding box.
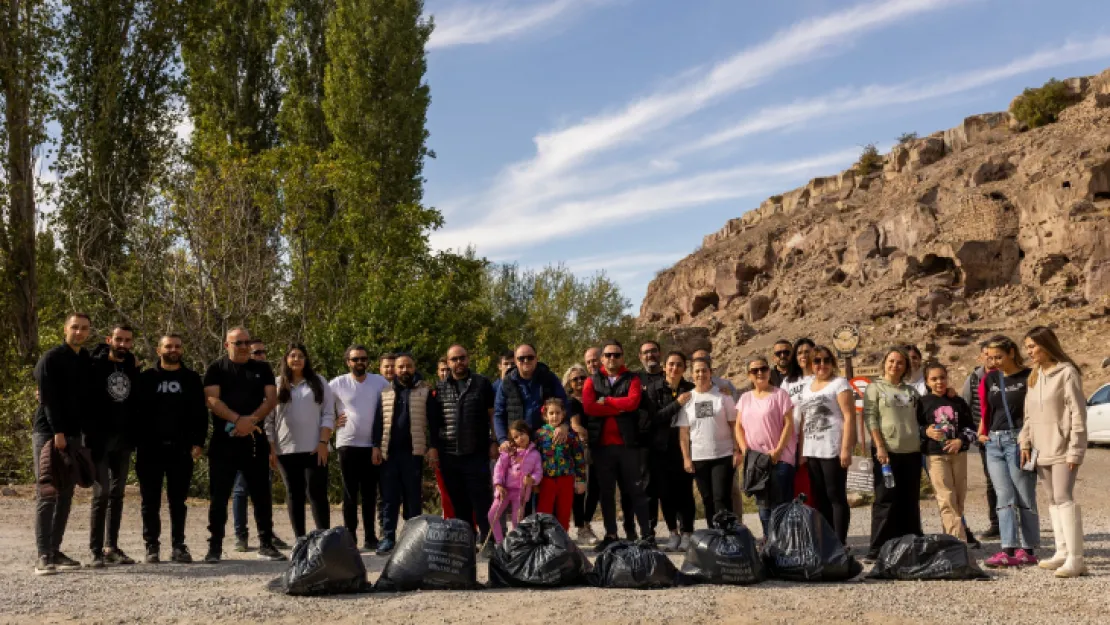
[813,357,834,365]
[448,356,467,362]
[572,376,587,383]
[516,355,536,363]
[773,350,791,357]
[251,350,267,356]
[748,366,770,374]
[603,352,623,359]
[349,356,369,363]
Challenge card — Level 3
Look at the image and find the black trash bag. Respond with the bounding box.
[488,513,592,588]
[587,540,677,589]
[268,527,371,596]
[679,511,765,585]
[762,496,862,582]
[867,534,989,581]
[375,515,478,591]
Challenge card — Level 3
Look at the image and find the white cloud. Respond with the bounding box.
[427,0,598,49]
[678,36,1110,154]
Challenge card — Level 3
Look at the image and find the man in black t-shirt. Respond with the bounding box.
[202,327,284,563]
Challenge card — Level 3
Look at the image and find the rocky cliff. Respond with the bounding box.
[639,70,1110,387]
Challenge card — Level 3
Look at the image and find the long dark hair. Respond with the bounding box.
[785,337,815,382]
[1025,326,1079,387]
[278,343,324,404]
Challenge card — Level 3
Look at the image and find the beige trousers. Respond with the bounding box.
[927,453,968,540]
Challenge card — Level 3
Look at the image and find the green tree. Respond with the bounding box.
[1011,78,1081,129]
[855,143,882,176]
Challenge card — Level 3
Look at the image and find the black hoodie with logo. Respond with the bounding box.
[85,343,141,453]
[135,362,208,449]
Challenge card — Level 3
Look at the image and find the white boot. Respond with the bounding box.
[1038,504,1068,570]
[1055,502,1087,578]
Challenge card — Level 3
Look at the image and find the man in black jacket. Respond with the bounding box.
[86,324,142,568]
[436,345,496,556]
[135,334,208,564]
[31,313,92,576]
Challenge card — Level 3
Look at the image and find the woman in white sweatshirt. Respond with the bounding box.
[1019,326,1087,578]
[269,343,335,539]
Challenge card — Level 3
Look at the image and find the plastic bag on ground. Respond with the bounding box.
[866,534,989,581]
[375,515,479,591]
[587,540,677,589]
[268,527,371,596]
[679,511,765,585]
[762,496,862,582]
[488,513,592,588]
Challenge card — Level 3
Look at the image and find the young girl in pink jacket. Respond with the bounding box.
[488,420,543,543]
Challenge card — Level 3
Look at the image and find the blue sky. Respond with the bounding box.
[421,0,1110,310]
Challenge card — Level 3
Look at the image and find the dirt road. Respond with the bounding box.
[2,448,1109,624]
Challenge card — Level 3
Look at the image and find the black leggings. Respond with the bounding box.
[870,450,923,552]
[574,456,602,528]
[693,456,735,524]
[651,447,695,533]
[807,457,850,544]
[276,452,331,538]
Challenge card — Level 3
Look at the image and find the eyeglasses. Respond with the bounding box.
[231,340,250,347]
[773,350,791,357]
[516,355,536,363]
[571,376,587,383]
[603,352,623,359]
[813,357,834,365]
[251,350,267,356]
[748,366,770,374]
[349,356,369,363]
[448,356,467,363]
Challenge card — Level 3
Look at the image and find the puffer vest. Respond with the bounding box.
[437,373,491,456]
[380,381,430,459]
[586,370,644,448]
[500,367,557,430]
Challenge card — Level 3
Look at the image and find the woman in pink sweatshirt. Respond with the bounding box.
[1020,326,1088,578]
[488,420,543,543]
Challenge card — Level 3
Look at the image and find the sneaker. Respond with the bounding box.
[967,536,983,550]
[375,536,396,556]
[576,526,599,546]
[984,551,1018,568]
[104,548,135,565]
[1014,549,1038,566]
[86,551,106,569]
[981,526,1001,540]
[53,551,82,571]
[593,535,618,554]
[257,544,286,561]
[203,549,221,564]
[171,546,193,564]
[361,536,379,552]
[34,555,57,576]
[861,550,880,564]
[271,535,291,550]
[661,533,682,553]
[624,529,639,542]
[677,534,692,552]
[234,537,249,553]
[145,546,160,564]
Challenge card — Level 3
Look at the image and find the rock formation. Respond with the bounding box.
[640,69,1110,386]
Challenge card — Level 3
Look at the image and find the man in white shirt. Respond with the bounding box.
[330,344,389,551]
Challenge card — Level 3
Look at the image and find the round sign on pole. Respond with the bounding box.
[832,324,860,357]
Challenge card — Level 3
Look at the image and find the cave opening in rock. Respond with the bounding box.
[1095,191,1110,201]
[690,292,720,317]
[919,254,957,276]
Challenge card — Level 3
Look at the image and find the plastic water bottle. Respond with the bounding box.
[882,464,896,489]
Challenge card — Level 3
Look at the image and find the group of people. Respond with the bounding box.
[29,313,1089,581]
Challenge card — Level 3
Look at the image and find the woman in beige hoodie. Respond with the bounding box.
[1019,326,1087,578]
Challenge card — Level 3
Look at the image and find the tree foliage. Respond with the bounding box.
[1011,78,1081,129]
[855,143,882,176]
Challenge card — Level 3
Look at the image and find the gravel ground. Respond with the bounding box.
[1,448,1108,624]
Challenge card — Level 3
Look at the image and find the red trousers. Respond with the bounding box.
[435,466,455,518]
[537,475,575,530]
[795,461,814,507]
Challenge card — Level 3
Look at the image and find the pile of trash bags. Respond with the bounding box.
[375,515,479,591]
[679,512,765,585]
[762,496,862,582]
[488,513,592,587]
[867,534,989,581]
[269,527,371,596]
[587,541,677,589]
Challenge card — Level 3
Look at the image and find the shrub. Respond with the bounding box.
[896,132,918,145]
[855,143,883,176]
[1011,78,1081,129]
[769,194,784,204]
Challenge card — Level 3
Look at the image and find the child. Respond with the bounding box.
[535,398,587,530]
[488,420,543,543]
[916,362,977,541]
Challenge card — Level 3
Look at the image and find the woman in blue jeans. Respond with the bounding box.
[977,335,1038,568]
[735,357,795,535]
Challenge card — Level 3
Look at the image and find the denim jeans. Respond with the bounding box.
[757,461,796,535]
[232,469,274,540]
[984,430,1039,549]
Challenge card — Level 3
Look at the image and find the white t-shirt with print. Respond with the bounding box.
[674,388,737,462]
[797,377,852,459]
[780,375,811,431]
